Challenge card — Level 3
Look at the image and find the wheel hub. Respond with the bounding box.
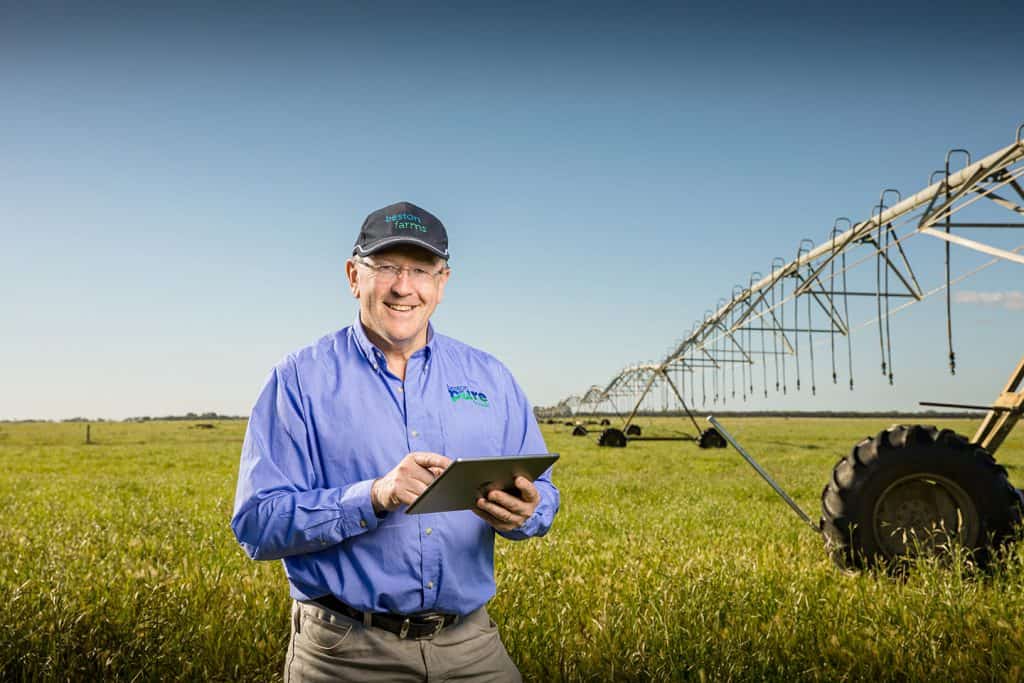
[872,474,979,559]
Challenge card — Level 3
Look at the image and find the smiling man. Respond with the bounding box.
[231,201,559,682]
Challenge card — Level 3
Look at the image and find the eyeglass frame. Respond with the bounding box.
[352,256,449,284]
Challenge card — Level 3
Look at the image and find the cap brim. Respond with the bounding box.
[353,236,449,260]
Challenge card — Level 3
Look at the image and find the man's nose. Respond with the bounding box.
[389,270,415,294]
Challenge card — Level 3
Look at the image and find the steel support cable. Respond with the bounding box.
[750,272,762,397]
[798,239,816,395]
[732,285,744,400]
[750,272,768,398]
[712,304,720,404]
[688,354,694,409]
[793,244,804,392]
[770,265,780,393]
[741,288,749,401]
[703,312,712,406]
[884,222,895,384]
[748,303,754,398]
[807,269,816,395]
[700,347,707,406]
[881,189,901,385]
[717,299,728,405]
[874,203,886,379]
[835,218,855,390]
[945,149,970,375]
[829,225,840,384]
[743,286,752,399]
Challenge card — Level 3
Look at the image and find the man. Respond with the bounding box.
[231,201,559,682]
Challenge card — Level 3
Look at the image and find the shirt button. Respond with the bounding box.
[411,430,418,437]
[398,386,404,393]
[426,581,434,589]
[359,519,367,528]
[425,528,432,535]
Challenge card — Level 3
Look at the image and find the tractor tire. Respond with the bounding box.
[820,424,1021,571]
[572,425,588,436]
[600,418,611,426]
[598,428,628,448]
[625,425,642,436]
[698,428,727,449]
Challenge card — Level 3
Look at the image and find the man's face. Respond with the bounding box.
[346,245,450,355]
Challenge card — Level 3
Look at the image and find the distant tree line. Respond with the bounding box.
[0,412,246,424]
[533,408,986,420]
[124,412,246,422]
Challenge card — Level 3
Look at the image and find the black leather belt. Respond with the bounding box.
[311,595,460,640]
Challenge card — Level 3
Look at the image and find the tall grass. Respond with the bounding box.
[1,417,1021,681]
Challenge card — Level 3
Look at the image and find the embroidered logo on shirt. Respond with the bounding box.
[447,384,489,408]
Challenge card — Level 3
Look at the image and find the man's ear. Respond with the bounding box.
[345,259,360,298]
[435,265,451,304]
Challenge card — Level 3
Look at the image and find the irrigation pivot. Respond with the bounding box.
[554,123,1024,570]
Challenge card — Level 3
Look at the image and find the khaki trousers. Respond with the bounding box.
[284,600,522,683]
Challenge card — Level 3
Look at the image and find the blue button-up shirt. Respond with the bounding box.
[230,318,559,615]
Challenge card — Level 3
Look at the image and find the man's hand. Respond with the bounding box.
[371,452,451,513]
[473,476,540,532]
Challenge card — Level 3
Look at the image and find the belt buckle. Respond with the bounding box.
[411,614,447,640]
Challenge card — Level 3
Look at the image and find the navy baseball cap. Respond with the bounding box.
[353,201,450,260]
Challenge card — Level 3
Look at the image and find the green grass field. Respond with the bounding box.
[2,417,1023,681]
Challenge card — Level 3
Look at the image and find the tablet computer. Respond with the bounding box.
[405,453,559,515]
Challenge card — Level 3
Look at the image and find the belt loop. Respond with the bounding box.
[292,601,302,634]
[362,610,372,628]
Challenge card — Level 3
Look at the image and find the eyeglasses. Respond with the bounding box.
[355,258,447,285]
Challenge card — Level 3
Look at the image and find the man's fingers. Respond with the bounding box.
[472,502,517,531]
[476,497,524,527]
[411,452,451,470]
[406,466,438,487]
[485,489,531,516]
[471,506,504,528]
[515,476,540,503]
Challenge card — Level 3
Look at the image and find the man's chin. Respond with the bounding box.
[381,325,424,347]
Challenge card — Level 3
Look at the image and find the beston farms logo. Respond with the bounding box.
[447,384,489,408]
[385,212,427,233]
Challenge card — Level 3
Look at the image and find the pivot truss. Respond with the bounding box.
[556,124,1024,423]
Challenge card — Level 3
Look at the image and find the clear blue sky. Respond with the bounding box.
[2,1,1022,420]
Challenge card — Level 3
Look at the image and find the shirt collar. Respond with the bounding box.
[351,314,436,372]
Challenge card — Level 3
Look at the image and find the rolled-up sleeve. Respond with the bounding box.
[498,371,560,541]
[230,359,379,561]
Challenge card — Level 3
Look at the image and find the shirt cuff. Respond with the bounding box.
[516,508,543,537]
[338,479,380,537]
